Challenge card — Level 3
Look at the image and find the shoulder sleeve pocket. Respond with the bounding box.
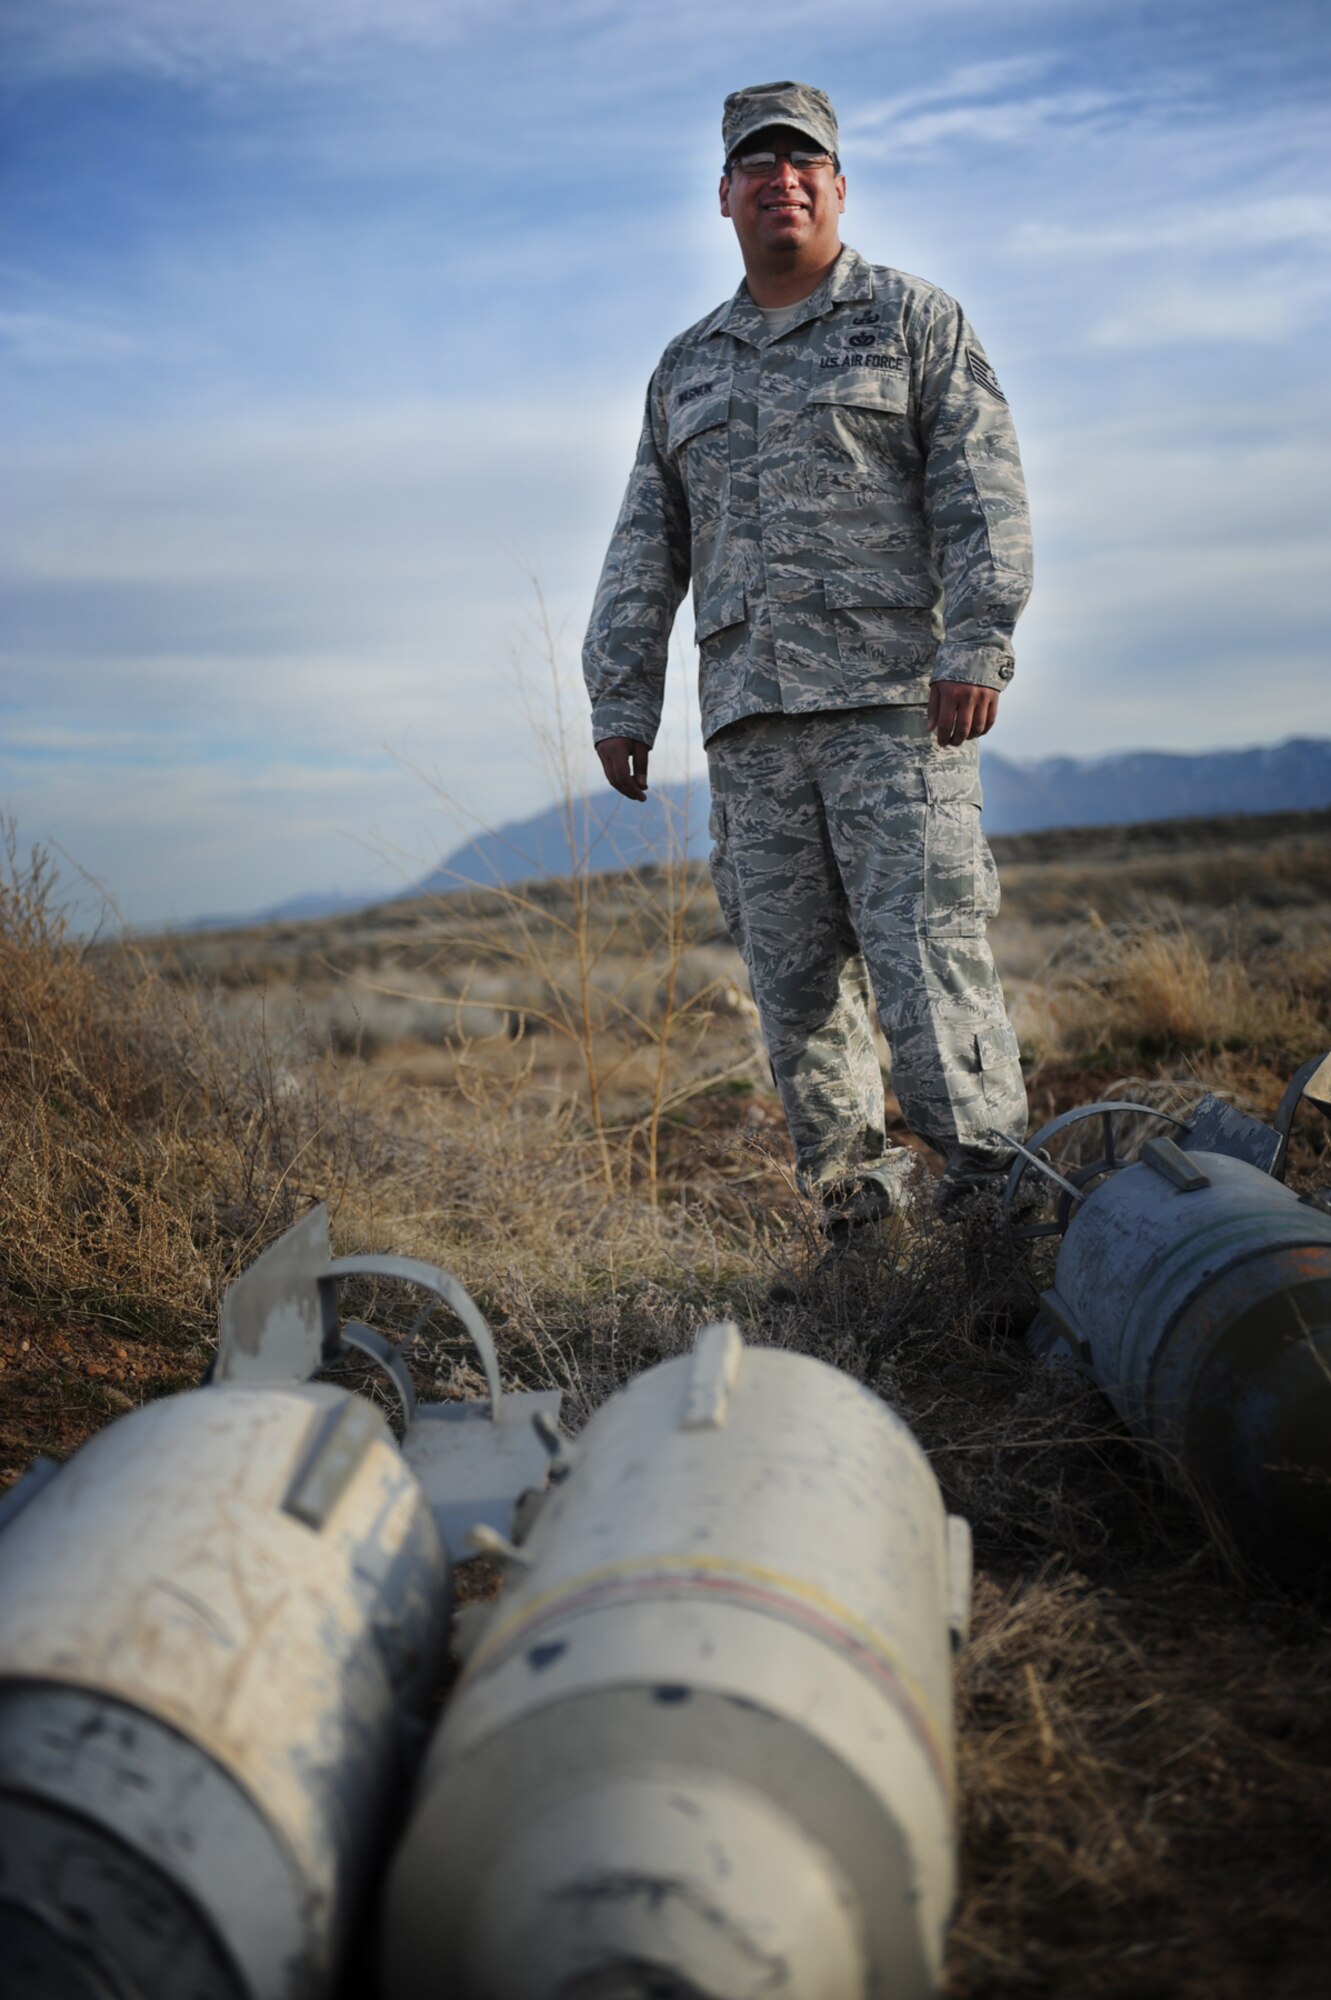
[963,440,1032,574]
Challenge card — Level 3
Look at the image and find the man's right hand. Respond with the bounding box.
[595,736,650,802]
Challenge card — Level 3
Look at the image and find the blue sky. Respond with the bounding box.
[3,0,1328,925]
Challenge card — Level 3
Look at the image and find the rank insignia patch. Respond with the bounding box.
[966,349,1007,403]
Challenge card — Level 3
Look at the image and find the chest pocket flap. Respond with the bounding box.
[666,376,731,454]
[806,364,909,417]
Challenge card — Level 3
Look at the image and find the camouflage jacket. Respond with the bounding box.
[583,245,1032,747]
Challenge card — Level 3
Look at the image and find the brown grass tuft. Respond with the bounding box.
[1019,915,1330,1067]
[3,808,1331,1996]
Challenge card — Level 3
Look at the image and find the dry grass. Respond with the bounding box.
[4,807,1331,1996]
[0,833,212,1323]
[751,1210,1331,1999]
[1010,913,1331,1070]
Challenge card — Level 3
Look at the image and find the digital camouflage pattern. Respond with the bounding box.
[582,246,1033,751]
[721,80,839,163]
[707,708,1028,1186]
[583,239,1032,1184]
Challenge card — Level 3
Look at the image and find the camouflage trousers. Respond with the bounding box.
[706,706,1028,1192]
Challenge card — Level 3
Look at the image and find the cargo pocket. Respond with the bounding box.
[667,381,731,523]
[695,583,747,651]
[694,582,748,724]
[971,1021,1024,1125]
[707,794,747,958]
[922,755,985,939]
[824,570,937,682]
[805,366,910,427]
[805,367,914,486]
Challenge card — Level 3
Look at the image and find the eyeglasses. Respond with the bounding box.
[728,149,837,177]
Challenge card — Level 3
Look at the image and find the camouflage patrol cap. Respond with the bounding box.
[722,81,839,165]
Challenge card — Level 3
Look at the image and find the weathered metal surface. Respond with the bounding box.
[282,1392,385,1530]
[213,1204,561,1563]
[0,1453,61,1534]
[1140,1137,1211,1193]
[384,1324,970,2000]
[0,1383,451,1998]
[1,1890,132,1999]
[401,1388,563,1563]
[946,1514,974,1650]
[1305,1051,1331,1113]
[998,1103,1188,1243]
[0,1686,288,2000]
[1032,1149,1331,1566]
[216,1203,340,1384]
[0,1208,565,1994]
[682,1315,743,1429]
[1272,1047,1331,1180]
[1159,1244,1331,1563]
[1180,1093,1282,1173]
[338,1318,419,1423]
[323,1250,504,1413]
[215,1204,505,1414]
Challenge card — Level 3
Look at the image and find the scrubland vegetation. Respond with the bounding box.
[2,805,1330,1997]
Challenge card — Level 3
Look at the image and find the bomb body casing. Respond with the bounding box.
[384,1324,971,2000]
[0,1382,450,1999]
[1038,1147,1331,1563]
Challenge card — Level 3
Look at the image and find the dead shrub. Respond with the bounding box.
[1021,914,1328,1065]
[4,809,1331,1998]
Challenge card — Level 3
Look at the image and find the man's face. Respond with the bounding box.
[719,124,846,265]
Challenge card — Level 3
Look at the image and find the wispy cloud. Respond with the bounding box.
[4,0,1329,920]
[854,89,1122,156]
[1,0,500,81]
[839,49,1131,157]
[1088,278,1328,347]
[0,391,643,880]
[2,723,177,758]
[1014,196,1331,258]
[5,0,1040,82]
[0,751,415,925]
[0,306,141,366]
[844,54,1063,130]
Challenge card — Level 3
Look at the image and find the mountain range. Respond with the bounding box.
[190,735,1331,926]
[416,734,1331,897]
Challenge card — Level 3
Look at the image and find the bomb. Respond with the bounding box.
[384,1321,972,2000]
[0,1380,448,2000]
[1002,1052,1331,1570]
[0,1204,560,2000]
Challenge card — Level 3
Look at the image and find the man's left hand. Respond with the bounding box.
[928,681,999,745]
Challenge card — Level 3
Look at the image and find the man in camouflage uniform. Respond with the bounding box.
[583,80,1032,1233]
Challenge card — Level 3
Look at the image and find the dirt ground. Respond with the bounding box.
[4,807,1330,1996]
[4,1066,1329,1998]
